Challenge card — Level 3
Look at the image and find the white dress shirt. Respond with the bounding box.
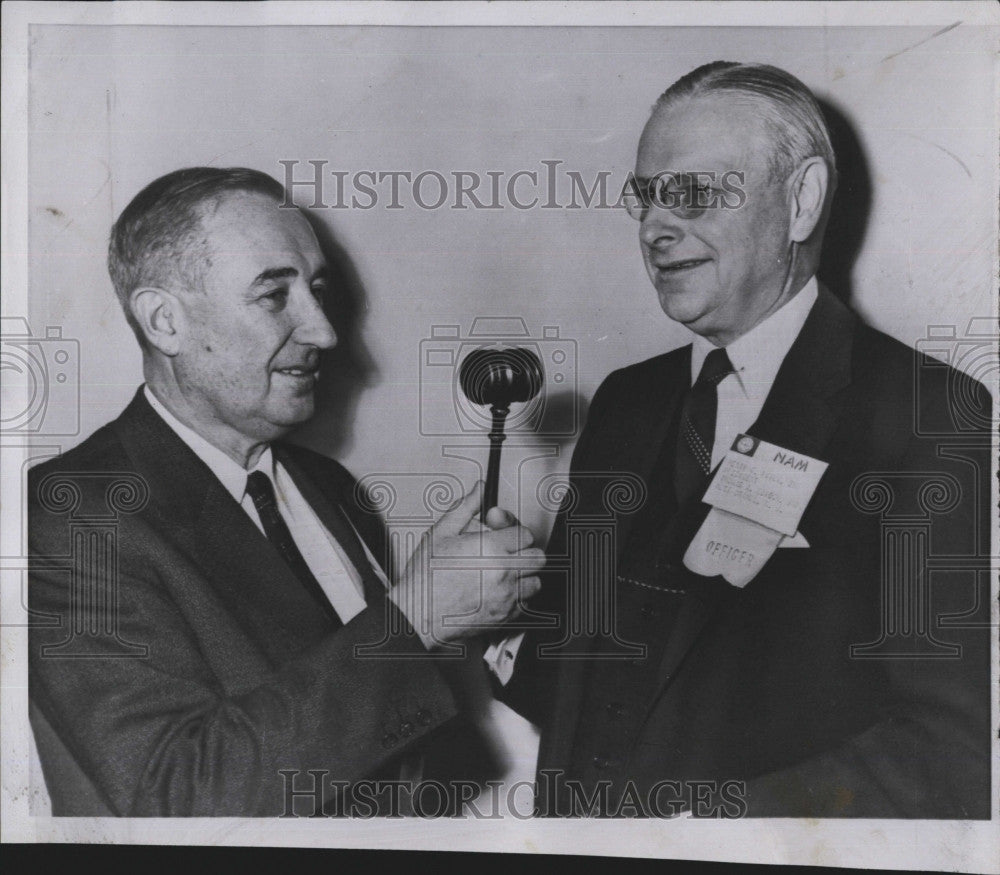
[484,277,819,684]
[144,386,379,625]
[690,277,818,468]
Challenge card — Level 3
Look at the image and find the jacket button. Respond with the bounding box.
[381,733,398,749]
[399,721,414,738]
[416,709,432,726]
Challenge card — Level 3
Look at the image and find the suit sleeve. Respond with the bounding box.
[28,500,458,817]
[744,379,993,818]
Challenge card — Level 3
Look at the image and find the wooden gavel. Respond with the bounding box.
[459,346,544,519]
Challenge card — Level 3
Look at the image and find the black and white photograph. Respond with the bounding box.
[2,2,997,870]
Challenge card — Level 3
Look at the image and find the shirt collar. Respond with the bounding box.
[143,385,273,504]
[690,276,819,396]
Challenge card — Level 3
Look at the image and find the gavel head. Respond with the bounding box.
[459,346,544,409]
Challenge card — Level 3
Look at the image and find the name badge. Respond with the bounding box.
[684,435,827,587]
[700,434,828,536]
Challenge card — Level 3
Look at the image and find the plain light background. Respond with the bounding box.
[22,21,998,819]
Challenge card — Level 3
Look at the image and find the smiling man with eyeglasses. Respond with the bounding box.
[488,61,992,819]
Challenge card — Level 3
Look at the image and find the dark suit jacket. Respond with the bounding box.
[504,287,992,817]
[28,389,459,816]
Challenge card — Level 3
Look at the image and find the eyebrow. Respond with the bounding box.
[250,267,298,287]
[249,265,328,287]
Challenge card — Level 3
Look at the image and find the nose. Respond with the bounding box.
[294,289,338,351]
[639,206,685,251]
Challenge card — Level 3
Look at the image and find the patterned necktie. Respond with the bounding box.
[674,347,735,505]
[245,470,342,628]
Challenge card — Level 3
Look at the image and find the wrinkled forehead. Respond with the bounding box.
[196,191,322,265]
[636,93,773,179]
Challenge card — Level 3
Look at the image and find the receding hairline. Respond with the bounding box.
[190,190,321,260]
[639,92,785,174]
[666,64,833,175]
[644,90,778,137]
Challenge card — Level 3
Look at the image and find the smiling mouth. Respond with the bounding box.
[275,366,319,380]
[656,258,710,273]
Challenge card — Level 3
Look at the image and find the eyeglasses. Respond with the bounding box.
[622,172,739,221]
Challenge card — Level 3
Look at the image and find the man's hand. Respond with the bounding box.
[389,482,544,650]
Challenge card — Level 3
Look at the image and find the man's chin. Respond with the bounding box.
[266,399,317,434]
[655,285,710,327]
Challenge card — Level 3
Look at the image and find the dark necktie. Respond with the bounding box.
[245,470,342,629]
[674,347,735,506]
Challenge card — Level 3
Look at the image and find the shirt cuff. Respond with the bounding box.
[482,632,526,686]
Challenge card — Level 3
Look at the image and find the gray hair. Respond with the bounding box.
[107,167,287,344]
[655,61,837,187]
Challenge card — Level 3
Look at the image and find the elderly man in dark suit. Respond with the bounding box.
[491,62,992,818]
[28,167,544,816]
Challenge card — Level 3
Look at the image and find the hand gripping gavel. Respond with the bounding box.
[458,347,544,519]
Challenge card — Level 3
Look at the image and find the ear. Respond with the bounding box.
[787,156,829,244]
[129,286,184,356]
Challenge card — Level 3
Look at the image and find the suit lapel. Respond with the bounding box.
[644,287,858,711]
[192,483,338,651]
[745,287,855,467]
[112,391,339,659]
[273,444,389,606]
[610,347,690,561]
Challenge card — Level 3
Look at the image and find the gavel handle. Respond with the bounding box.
[483,404,510,519]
